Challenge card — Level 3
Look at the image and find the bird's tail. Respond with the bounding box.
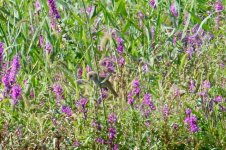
[108,86,118,97]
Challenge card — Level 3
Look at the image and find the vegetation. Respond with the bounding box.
[0,0,225,149]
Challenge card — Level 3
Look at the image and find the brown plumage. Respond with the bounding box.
[88,71,118,97]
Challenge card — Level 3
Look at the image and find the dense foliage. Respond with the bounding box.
[0,0,225,149]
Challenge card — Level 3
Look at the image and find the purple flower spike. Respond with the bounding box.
[149,0,157,8]
[108,113,117,124]
[39,35,44,48]
[142,64,148,73]
[163,106,169,117]
[185,108,192,116]
[170,3,178,18]
[116,37,124,54]
[77,67,83,79]
[172,123,179,130]
[11,84,22,105]
[61,105,73,117]
[76,97,88,119]
[47,0,60,19]
[86,65,92,72]
[112,144,119,150]
[78,97,88,108]
[127,91,134,105]
[132,79,140,96]
[118,56,125,67]
[35,1,41,11]
[189,80,196,93]
[53,84,64,103]
[108,127,117,141]
[73,140,81,148]
[184,109,199,133]
[45,42,52,54]
[203,80,211,89]
[215,1,224,12]
[142,93,155,110]
[12,55,20,72]
[2,70,10,91]
[96,138,105,145]
[9,55,20,84]
[92,120,102,131]
[214,95,222,103]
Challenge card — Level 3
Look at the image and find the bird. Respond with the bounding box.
[87,71,118,97]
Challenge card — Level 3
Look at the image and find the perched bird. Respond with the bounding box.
[88,71,118,97]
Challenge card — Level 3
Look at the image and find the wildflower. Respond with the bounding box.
[53,84,64,103]
[215,1,224,12]
[137,11,144,19]
[174,87,181,97]
[163,106,169,117]
[118,56,125,67]
[73,140,81,148]
[76,97,88,119]
[108,127,116,142]
[137,11,144,28]
[199,91,208,98]
[149,0,157,8]
[132,79,140,96]
[86,5,94,16]
[77,67,83,79]
[11,84,22,105]
[142,64,148,73]
[97,88,108,104]
[189,80,196,93]
[108,113,117,124]
[184,109,199,133]
[173,36,177,45]
[30,89,35,98]
[186,47,194,58]
[39,35,44,48]
[185,108,192,116]
[183,12,188,25]
[86,65,92,72]
[141,108,151,118]
[116,37,123,45]
[172,123,179,130]
[127,91,134,105]
[15,127,22,138]
[35,1,41,11]
[116,37,124,54]
[151,27,155,39]
[112,144,119,150]
[219,105,226,112]
[45,42,52,54]
[214,95,222,103]
[1,70,10,92]
[9,55,20,84]
[170,3,178,18]
[142,94,155,110]
[96,138,105,145]
[203,80,211,89]
[144,120,151,127]
[47,0,60,19]
[92,120,102,131]
[78,97,88,108]
[61,105,73,117]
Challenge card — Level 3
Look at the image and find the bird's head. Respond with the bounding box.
[87,71,98,81]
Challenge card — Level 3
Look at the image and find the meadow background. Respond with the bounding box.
[0,0,225,149]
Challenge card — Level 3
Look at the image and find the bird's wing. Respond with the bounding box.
[100,73,112,84]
